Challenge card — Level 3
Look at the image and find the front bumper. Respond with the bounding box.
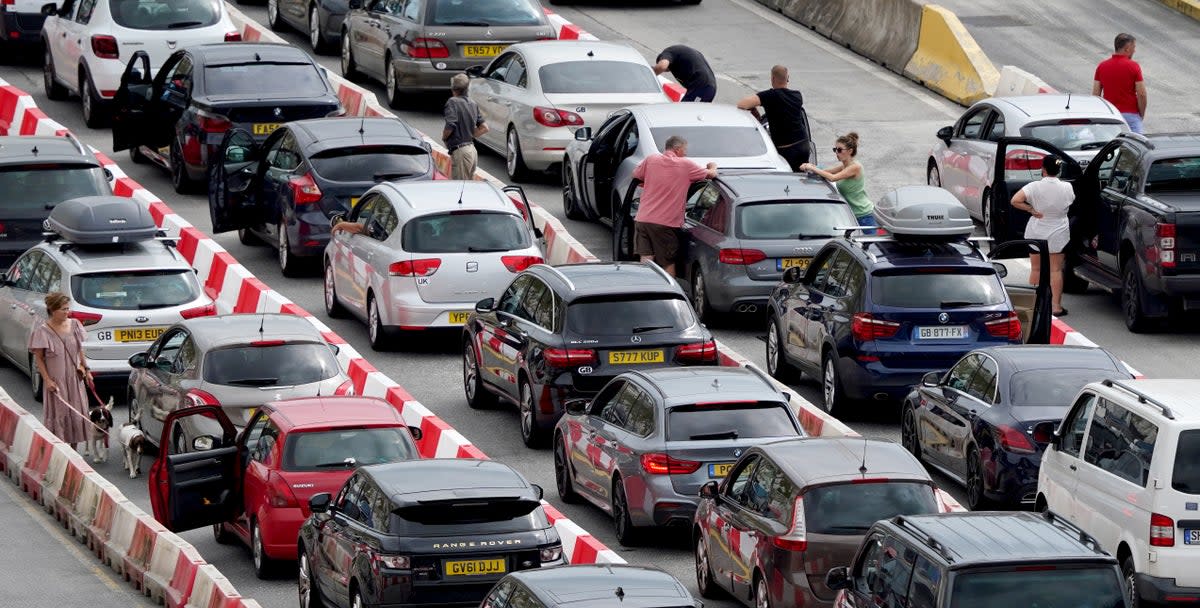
[1135,572,1200,604]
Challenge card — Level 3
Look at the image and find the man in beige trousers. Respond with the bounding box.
[442,73,489,180]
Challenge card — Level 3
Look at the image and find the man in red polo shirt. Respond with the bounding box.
[632,136,718,277]
[1093,33,1147,133]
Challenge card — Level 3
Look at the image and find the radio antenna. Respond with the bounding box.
[859,436,869,475]
[1065,92,1072,110]
[358,117,365,136]
[258,314,265,340]
[456,179,467,205]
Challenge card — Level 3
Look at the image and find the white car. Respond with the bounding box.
[1038,379,1200,607]
[41,0,239,127]
[466,40,670,182]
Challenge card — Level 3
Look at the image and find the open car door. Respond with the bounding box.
[208,129,262,234]
[148,405,242,532]
[989,238,1052,344]
[111,51,155,153]
[987,137,1083,245]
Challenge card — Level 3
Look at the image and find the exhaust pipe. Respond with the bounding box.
[734,304,759,313]
[873,393,890,401]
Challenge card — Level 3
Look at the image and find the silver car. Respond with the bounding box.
[323,180,544,350]
[927,94,1125,234]
[127,313,351,451]
[466,40,671,181]
[562,103,791,259]
[553,366,805,546]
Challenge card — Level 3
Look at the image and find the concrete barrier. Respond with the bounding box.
[1156,0,1200,21]
[903,4,999,105]
[994,64,1059,96]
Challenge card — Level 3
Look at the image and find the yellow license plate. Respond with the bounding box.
[114,326,167,343]
[462,44,508,57]
[252,123,281,135]
[608,350,665,365]
[779,257,812,270]
[447,311,470,324]
[710,462,734,478]
[444,558,506,577]
[350,197,360,208]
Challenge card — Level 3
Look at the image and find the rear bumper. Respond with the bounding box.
[702,271,775,312]
[838,358,929,402]
[392,57,464,93]
[1135,572,1200,604]
[1161,275,1200,296]
[0,10,46,45]
[624,475,699,527]
[982,449,1041,506]
[259,507,305,561]
[383,292,477,329]
[518,128,572,171]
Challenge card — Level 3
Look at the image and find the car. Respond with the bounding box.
[927,94,1124,234]
[677,171,857,321]
[265,0,347,54]
[209,117,435,276]
[823,511,1129,608]
[1038,379,1200,606]
[553,367,804,545]
[765,185,1054,416]
[693,437,942,608]
[298,459,565,608]
[109,43,342,194]
[323,180,544,350]
[40,0,240,127]
[0,133,112,270]
[562,103,792,259]
[463,262,718,448]
[479,564,702,608]
[465,40,670,182]
[146,396,422,578]
[0,196,214,401]
[339,0,555,107]
[126,313,352,451]
[901,345,1133,510]
[2,0,49,50]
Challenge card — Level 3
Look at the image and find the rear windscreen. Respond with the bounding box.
[1008,369,1121,407]
[204,64,326,98]
[803,482,937,534]
[949,566,1124,608]
[736,201,852,239]
[1145,156,1200,192]
[428,0,542,26]
[108,0,220,30]
[203,343,340,386]
[565,296,694,336]
[310,146,431,182]
[650,126,767,158]
[389,499,549,537]
[283,428,416,471]
[871,270,1006,308]
[666,402,799,441]
[71,270,200,310]
[0,165,108,214]
[1174,429,1200,495]
[400,212,529,253]
[539,61,660,94]
[1020,121,1124,151]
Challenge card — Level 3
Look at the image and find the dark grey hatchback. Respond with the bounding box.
[479,565,702,608]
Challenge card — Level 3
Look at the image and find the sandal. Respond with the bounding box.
[1053,308,1068,317]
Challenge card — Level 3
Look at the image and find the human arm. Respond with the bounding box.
[32,350,58,394]
[799,162,857,182]
[653,58,670,76]
[1010,188,1042,218]
[472,108,489,138]
[736,93,761,111]
[1135,81,1147,116]
[441,101,458,144]
[687,162,717,181]
[1092,80,1102,96]
[331,221,366,236]
[633,157,649,182]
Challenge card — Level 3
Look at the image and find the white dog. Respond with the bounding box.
[85,397,114,463]
[118,423,146,479]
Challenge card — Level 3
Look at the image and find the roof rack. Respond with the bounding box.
[1118,132,1154,149]
[1040,510,1105,555]
[893,516,955,563]
[63,132,88,156]
[1101,379,1175,419]
[644,260,675,284]
[541,265,576,291]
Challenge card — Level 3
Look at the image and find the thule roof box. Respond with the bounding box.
[45,196,158,245]
[873,185,975,240]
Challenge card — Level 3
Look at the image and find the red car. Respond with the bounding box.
[148,396,422,578]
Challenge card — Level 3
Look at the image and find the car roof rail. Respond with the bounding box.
[541,264,575,291]
[1040,510,1105,554]
[1118,132,1154,149]
[893,516,954,563]
[62,132,89,156]
[1101,379,1175,419]
[644,260,674,284]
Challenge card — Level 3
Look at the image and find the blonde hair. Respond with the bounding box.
[837,132,860,157]
[45,292,69,315]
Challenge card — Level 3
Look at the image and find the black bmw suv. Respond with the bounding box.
[462,262,718,448]
[299,459,564,608]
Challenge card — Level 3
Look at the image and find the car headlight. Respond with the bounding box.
[540,544,563,563]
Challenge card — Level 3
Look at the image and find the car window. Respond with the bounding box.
[806,249,842,292]
[108,0,221,30]
[964,355,998,404]
[242,412,270,457]
[701,192,731,232]
[1009,369,1124,406]
[588,381,624,415]
[175,336,198,374]
[666,401,800,442]
[819,250,855,298]
[649,126,767,157]
[75,0,97,24]
[504,55,527,88]
[511,278,547,323]
[686,182,718,222]
[1173,430,1200,495]
[736,201,851,240]
[0,165,108,213]
[336,474,362,516]
[1084,398,1158,486]
[948,566,1124,608]
[72,270,200,311]
[745,457,781,517]
[1059,393,1096,458]
[724,455,759,507]
[619,120,640,158]
[203,342,341,386]
[354,480,378,528]
[539,61,660,94]
[484,54,515,81]
[945,355,982,393]
[761,460,797,525]
[958,108,990,139]
[8,252,41,291]
[154,330,188,365]
[908,555,942,608]
[625,390,656,437]
[871,269,1006,308]
[1109,146,1140,192]
[482,579,517,608]
[401,0,420,20]
[806,482,938,535]
[427,0,542,26]
[600,384,636,430]
[250,420,281,464]
[351,193,382,225]
[497,275,532,316]
[525,282,554,329]
[1146,156,1200,192]
[286,427,416,470]
[593,112,628,146]
[370,200,398,239]
[986,113,1005,142]
[203,63,327,99]
[28,252,60,294]
[310,146,431,182]
[1021,121,1125,152]
[266,132,301,171]
[162,55,193,98]
[401,212,530,253]
[857,535,917,608]
[854,535,887,595]
[506,586,544,608]
[564,295,694,336]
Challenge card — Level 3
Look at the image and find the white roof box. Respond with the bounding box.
[874,186,974,239]
[46,196,158,245]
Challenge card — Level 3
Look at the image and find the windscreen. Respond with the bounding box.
[949,566,1124,608]
[650,126,768,158]
[803,482,937,534]
[0,165,108,215]
[400,212,529,253]
[108,0,220,30]
[1008,369,1121,406]
[203,343,340,386]
[565,296,694,336]
[1020,121,1124,151]
[428,0,542,26]
[736,201,852,239]
[389,499,549,537]
[203,64,326,98]
[1174,429,1200,495]
[871,270,1006,308]
[284,428,416,471]
[310,146,431,182]
[666,402,799,441]
[539,61,661,94]
[1145,156,1200,192]
[71,270,200,310]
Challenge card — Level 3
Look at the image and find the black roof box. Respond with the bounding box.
[874,186,975,240]
[45,196,158,244]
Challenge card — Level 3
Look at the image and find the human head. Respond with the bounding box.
[653,58,669,75]
[450,73,470,96]
[834,132,860,162]
[1042,154,1062,177]
[45,291,70,318]
[1114,33,1136,56]
[664,135,688,156]
[770,65,789,88]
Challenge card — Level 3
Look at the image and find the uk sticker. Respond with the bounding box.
[417,277,431,285]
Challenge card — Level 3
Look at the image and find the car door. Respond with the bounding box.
[783,248,839,371]
[502,277,550,400]
[1093,143,1142,270]
[0,252,43,366]
[358,0,393,79]
[939,107,991,215]
[727,456,785,599]
[336,194,383,317]
[147,405,240,530]
[318,474,363,606]
[62,0,97,91]
[142,329,189,442]
[950,353,999,479]
[572,380,625,500]
[472,53,515,150]
[922,354,981,470]
[1042,391,1098,521]
[112,51,179,153]
[238,412,279,535]
[44,0,77,88]
[16,252,62,365]
[843,534,918,608]
[708,453,759,593]
[1076,398,1157,554]
[260,130,304,236]
[492,52,529,147]
[478,275,531,394]
[581,112,630,215]
[683,182,729,292]
[809,249,855,367]
[209,129,263,234]
[988,137,1083,245]
[594,382,641,502]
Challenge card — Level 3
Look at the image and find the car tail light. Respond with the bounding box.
[539,544,563,563]
[197,110,232,133]
[675,340,717,363]
[335,379,355,396]
[1004,148,1045,171]
[179,303,216,319]
[389,258,441,277]
[224,31,242,42]
[995,424,1037,454]
[1157,223,1176,269]
[718,248,767,265]
[501,255,543,273]
[851,313,900,341]
[772,496,807,551]
[373,553,410,569]
[267,471,299,508]
[1151,513,1175,547]
[69,311,103,326]
[985,311,1022,340]
[543,348,597,367]
[402,37,448,58]
[91,35,119,59]
[289,173,323,207]
[185,389,219,407]
[640,453,702,475]
[532,106,584,128]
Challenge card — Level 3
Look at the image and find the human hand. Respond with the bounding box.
[799,163,814,172]
[1031,211,1044,219]
[46,379,59,394]
[706,162,717,170]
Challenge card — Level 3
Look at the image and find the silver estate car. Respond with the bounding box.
[553,367,804,546]
[323,180,544,350]
[927,94,1125,234]
[467,40,670,181]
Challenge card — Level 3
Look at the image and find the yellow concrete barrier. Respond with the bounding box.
[903,4,999,105]
[1156,0,1200,21]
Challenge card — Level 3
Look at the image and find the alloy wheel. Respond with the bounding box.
[966,449,984,508]
[928,164,941,187]
[696,538,712,592]
[368,298,380,346]
[519,383,535,441]
[982,189,993,237]
[323,264,338,315]
[252,522,264,573]
[823,357,837,412]
[298,552,313,608]
[506,130,520,177]
[463,345,477,402]
[562,162,576,217]
[30,357,43,402]
[278,223,290,272]
[43,51,54,94]
[766,319,781,375]
[901,406,920,460]
[309,7,321,50]
[692,272,707,319]
[267,0,279,27]
[613,481,629,540]
[554,438,577,502]
[81,78,93,124]
[756,577,771,608]
[386,61,397,105]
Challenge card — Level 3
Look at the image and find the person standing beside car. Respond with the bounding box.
[28,292,90,451]
[737,65,811,170]
[800,132,875,234]
[653,45,718,102]
[442,73,489,180]
[1093,33,1147,134]
[1010,154,1074,317]
[632,136,718,277]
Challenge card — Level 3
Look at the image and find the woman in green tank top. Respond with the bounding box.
[800,132,876,234]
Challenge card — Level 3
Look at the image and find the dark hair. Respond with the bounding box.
[1043,154,1062,177]
[1114,33,1135,53]
[836,132,860,156]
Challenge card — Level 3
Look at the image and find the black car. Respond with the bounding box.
[463,262,718,448]
[210,117,435,275]
[298,459,565,608]
[0,134,112,270]
[110,43,342,194]
[901,345,1132,510]
[480,565,702,608]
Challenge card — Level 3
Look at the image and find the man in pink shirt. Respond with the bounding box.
[632,136,718,277]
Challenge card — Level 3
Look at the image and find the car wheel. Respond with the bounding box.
[562,161,584,220]
[612,477,640,546]
[981,188,993,237]
[766,315,798,383]
[127,394,138,425]
[518,380,547,448]
[554,435,580,503]
[1123,260,1154,333]
[44,47,69,100]
[367,295,391,351]
[690,268,717,324]
[30,356,43,402]
[238,228,262,246]
[1122,555,1139,608]
[965,446,988,510]
[927,161,941,187]
[901,403,922,463]
[278,219,301,277]
[212,522,235,545]
[340,30,360,81]
[298,547,325,608]
[821,351,845,417]
[755,574,772,608]
[309,5,330,54]
[462,339,497,409]
[252,520,276,579]
[170,142,198,194]
[324,262,347,318]
[172,426,188,455]
[350,589,364,608]
[80,73,108,128]
[385,55,404,109]
[506,127,531,182]
[611,193,636,262]
[695,535,722,598]
[129,146,149,164]
[266,0,284,31]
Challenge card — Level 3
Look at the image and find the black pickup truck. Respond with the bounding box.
[986,133,1200,332]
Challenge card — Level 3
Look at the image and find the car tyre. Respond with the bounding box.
[30,355,43,402]
[755,574,772,608]
[562,161,584,220]
[238,228,262,246]
[1122,555,1139,608]
[384,55,406,109]
[927,161,941,187]
[965,445,989,510]
[981,188,993,237]
[766,315,799,383]
[251,519,277,579]
[821,351,846,417]
[695,535,723,599]
[518,379,547,448]
[340,30,360,81]
[690,268,721,325]
[80,72,108,128]
[212,522,235,545]
[278,219,302,277]
[506,127,531,182]
[463,339,497,409]
[901,403,922,463]
[1122,260,1154,333]
[129,146,149,164]
[298,547,325,608]
[43,46,69,100]
[367,295,392,351]
[323,262,347,318]
[170,142,199,194]
[611,193,636,262]
[554,435,580,503]
[612,477,640,546]
[266,0,284,31]
[309,5,331,54]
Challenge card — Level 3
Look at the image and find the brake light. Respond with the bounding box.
[69,311,103,326]
[91,35,119,59]
[985,311,1022,340]
[718,248,767,265]
[267,471,299,508]
[772,496,807,551]
[640,453,702,475]
[389,259,441,277]
[995,425,1036,454]
[501,255,543,273]
[224,31,242,42]
[851,313,900,341]
[675,340,717,363]
[185,389,219,407]
[179,303,216,319]
[289,173,323,207]
[250,340,285,347]
[197,110,232,133]
[1057,119,1091,125]
[543,348,597,367]
[1004,148,1045,171]
[1157,223,1176,269]
[532,106,584,128]
[850,477,892,484]
[402,37,449,58]
[1151,512,1175,547]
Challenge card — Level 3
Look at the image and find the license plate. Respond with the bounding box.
[114,326,167,343]
[608,350,665,365]
[252,123,281,135]
[350,197,360,208]
[447,311,470,324]
[709,462,734,478]
[917,326,967,339]
[1186,529,1200,545]
[777,257,811,271]
[462,44,508,57]
[444,558,506,577]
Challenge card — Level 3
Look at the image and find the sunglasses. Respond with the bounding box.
[832,147,847,153]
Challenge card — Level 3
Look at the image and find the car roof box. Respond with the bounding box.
[874,186,974,240]
[46,196,158,244]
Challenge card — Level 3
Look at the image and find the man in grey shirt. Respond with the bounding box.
[442,73,489,180]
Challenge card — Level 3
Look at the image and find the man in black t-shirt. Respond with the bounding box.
[737,65,811,170]
[654,44,717,102]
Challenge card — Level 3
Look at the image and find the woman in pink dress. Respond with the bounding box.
[29,291,90,448]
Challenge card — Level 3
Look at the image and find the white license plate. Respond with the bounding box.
[1186,529,1200,545]
[917,326,966,339]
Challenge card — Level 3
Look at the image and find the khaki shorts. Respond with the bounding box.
[450,144,478,180]
[634,221,678,267]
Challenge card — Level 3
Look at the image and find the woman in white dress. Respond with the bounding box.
[1010,154,1074,317]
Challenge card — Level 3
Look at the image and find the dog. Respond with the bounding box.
[85,397,114,464]
[118,423,146,479]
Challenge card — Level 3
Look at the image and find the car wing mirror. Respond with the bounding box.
[475,297,495,313]
[531,483,544,501]
[921,371,941,388]
[192,435,216,451]
[936,125,953,144]
[574,126,593,141]
[40,2,58,15]
[329,212,346,228]
[407,426,423,442]
[347,0,362,9]
[992,261,1008,278]
[699,480,719,499]
[309,492,333,514]
[826,566,852,591]
[564,398,589,416]
[103,168,114,182]
[783,266,804,284]
[465,65,484,78]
